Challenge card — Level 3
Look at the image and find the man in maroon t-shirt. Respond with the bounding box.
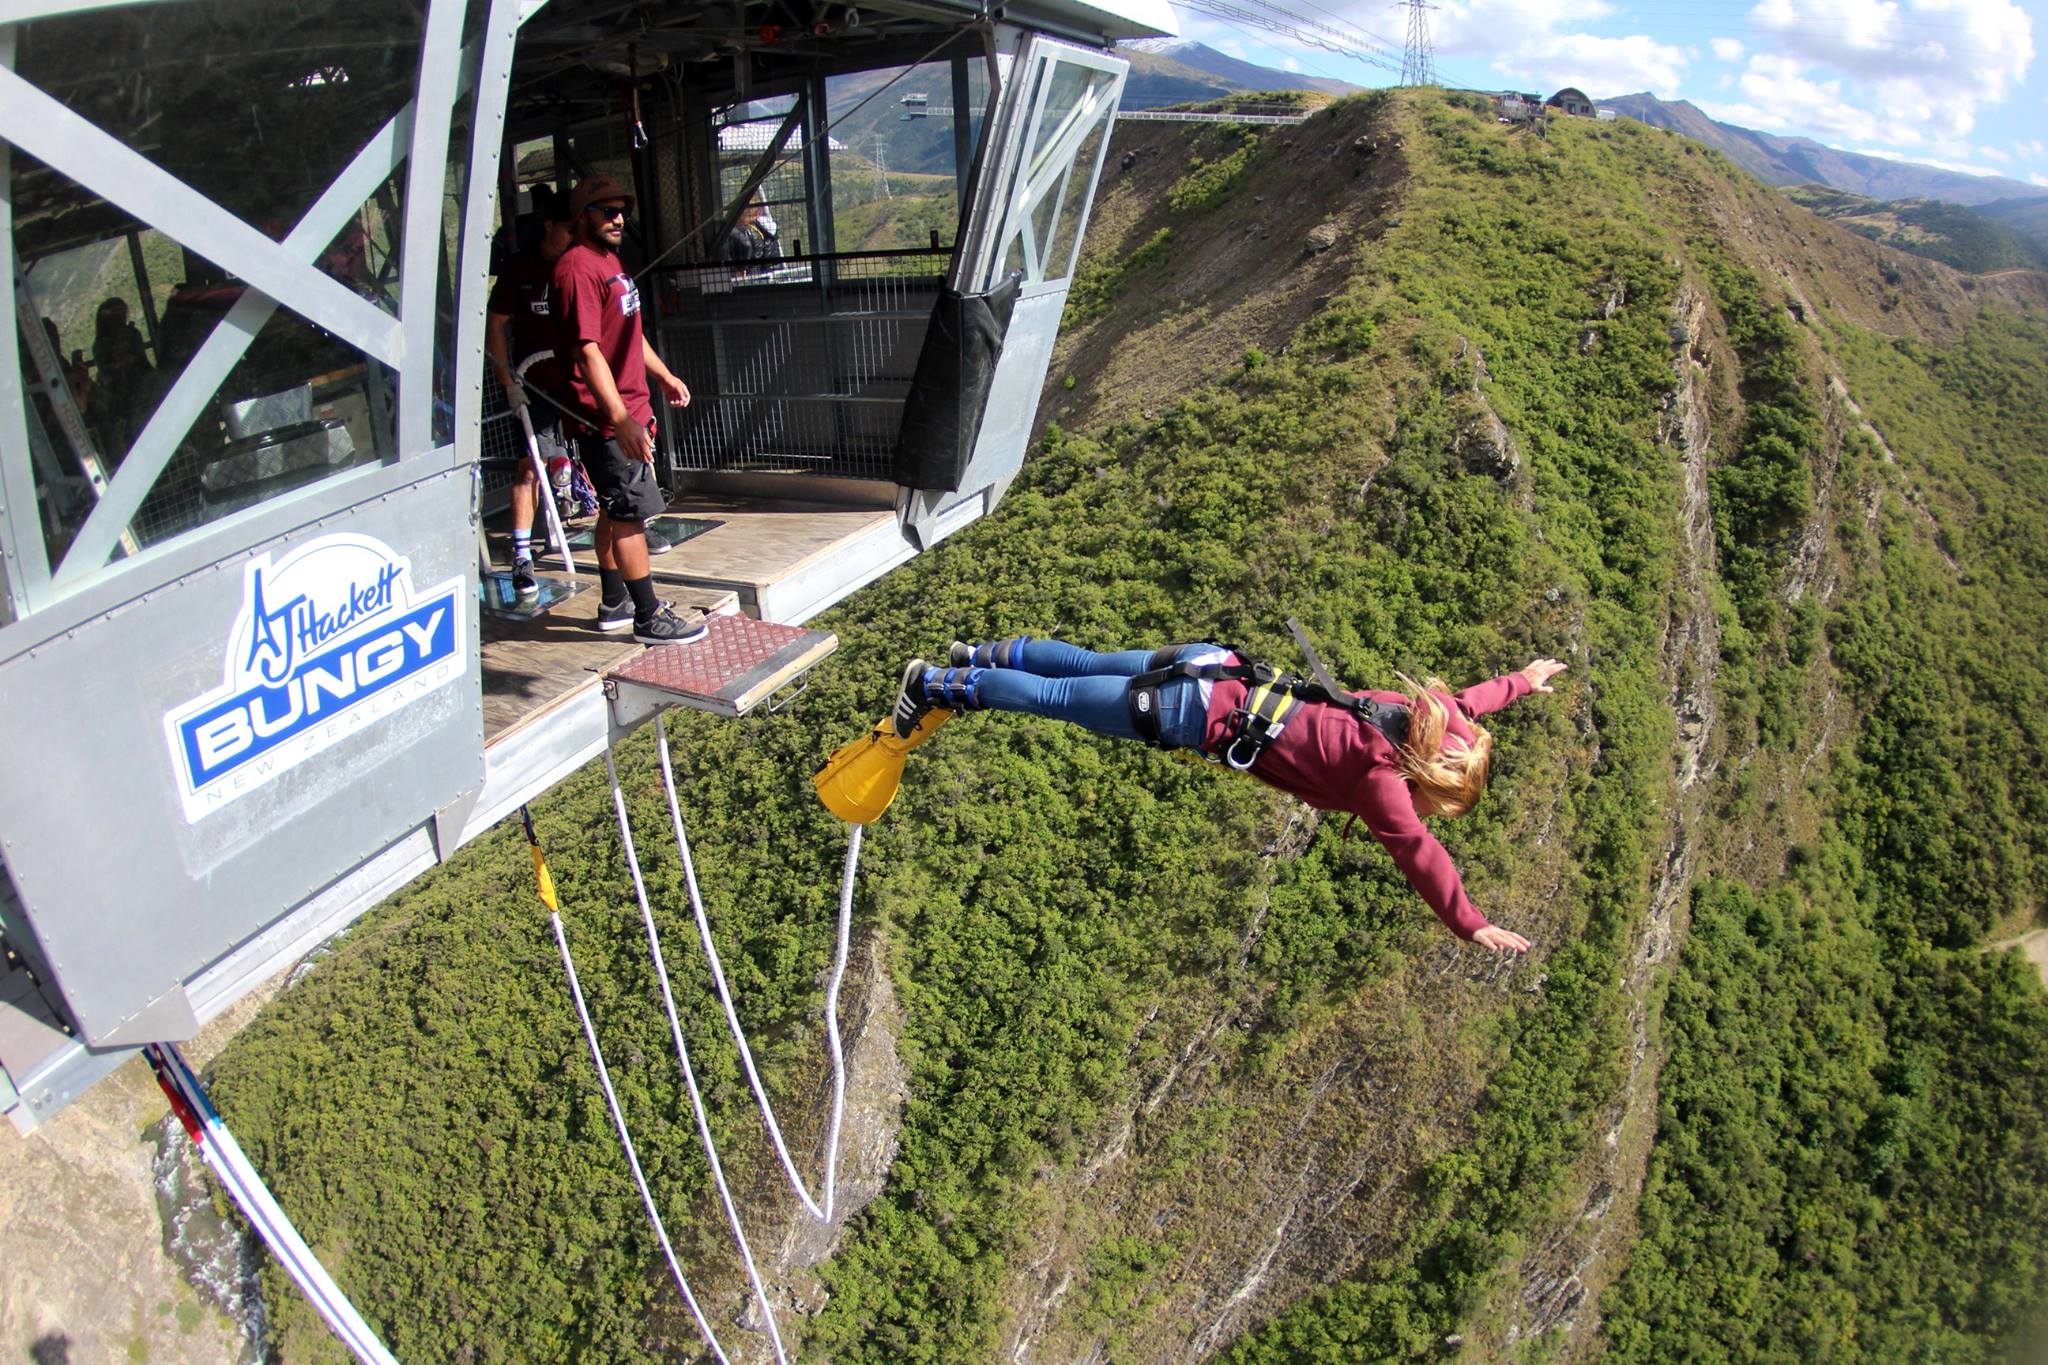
[552,173,704,645]
[486,189,573,599]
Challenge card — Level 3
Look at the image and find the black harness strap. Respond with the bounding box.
[1124,644,1412,766]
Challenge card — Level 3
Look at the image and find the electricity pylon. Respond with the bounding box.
[1398,0,1437,87]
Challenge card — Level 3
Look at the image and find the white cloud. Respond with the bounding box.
[2029,172,2048,187]
[2018,139,2047,158]
[1746,0,2035,141]
[1712,37,1746,62]
[1980,145,2013,163]
[1707,54,1891,144]
[1426,0,1686,96]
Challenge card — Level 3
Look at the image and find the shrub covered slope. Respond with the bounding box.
[210,91,2048,1362]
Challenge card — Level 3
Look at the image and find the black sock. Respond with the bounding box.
[599,567,626,607]
[626,574,660,623]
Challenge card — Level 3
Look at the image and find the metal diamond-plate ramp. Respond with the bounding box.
[604,612,837,718]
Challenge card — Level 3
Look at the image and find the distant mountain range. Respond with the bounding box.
[1122,41,1360,110]
[1597,93,2046,209]
[1114,60,2048,223]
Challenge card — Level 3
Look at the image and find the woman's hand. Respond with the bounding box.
[1473,925,1531,954]
[1519,658,1568,693]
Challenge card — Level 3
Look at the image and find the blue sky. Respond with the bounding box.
[1164,0,2048,194]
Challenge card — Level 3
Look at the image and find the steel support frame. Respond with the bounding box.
[52,107,422,580]
[0,68,402,367]
[994,45,1120,286]
[0,24,42,620]
[0,6,489,600]
[453,0,524,448]
[397,0,471,457]
[952,28,1027,293]
[0,0,522,659]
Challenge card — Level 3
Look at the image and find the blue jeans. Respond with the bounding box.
[947,640,1215,747]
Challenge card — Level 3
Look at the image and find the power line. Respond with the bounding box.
[1162,1,1383,90]
[1173,0,1406,77]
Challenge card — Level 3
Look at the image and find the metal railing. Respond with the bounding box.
[653,247,949,482]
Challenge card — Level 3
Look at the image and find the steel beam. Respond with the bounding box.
[397,0,471,456]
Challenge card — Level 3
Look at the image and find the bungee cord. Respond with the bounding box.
[547,909,734,1365]
[654,711,858,1224]
[601,742,792,1364]
[530,711,867,1361]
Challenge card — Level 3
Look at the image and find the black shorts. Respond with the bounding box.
[574,424,667,523]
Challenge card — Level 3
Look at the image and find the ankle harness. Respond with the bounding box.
[1125,645,1411,771]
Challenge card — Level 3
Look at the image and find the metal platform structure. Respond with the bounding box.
[0,0,1175,1131]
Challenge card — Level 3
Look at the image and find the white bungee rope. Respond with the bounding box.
[547,911,733,1364]
[654,712,857,1224]
[601,739,793,1364]
[548,721,864,1360]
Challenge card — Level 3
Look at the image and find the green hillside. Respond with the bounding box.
[1783,184,2048,274]
[207,90,2048,1362]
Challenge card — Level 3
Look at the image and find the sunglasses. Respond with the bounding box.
[585,203,628,221]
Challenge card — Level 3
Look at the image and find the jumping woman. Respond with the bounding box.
[891,639,1567,953]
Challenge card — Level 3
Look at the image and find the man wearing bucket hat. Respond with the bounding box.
[552,172,705,644]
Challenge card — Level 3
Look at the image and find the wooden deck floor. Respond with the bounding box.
[479,575,738,743]
[505,495,899,607]
[480,491,893,741]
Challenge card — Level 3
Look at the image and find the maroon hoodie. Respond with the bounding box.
[1202,669,1534,940]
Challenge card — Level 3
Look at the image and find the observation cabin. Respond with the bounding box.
[0,0,1172,1130]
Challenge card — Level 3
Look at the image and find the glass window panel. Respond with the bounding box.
[1025,180,1060,278]
[1029,63,1094,169]
[1042,107,1112,284]
[432,57,483,451]
[824,57,987,255]
[13,160,399,573]
[709,96,810,269]
[14,0,430,317]
[994,56,1117,287]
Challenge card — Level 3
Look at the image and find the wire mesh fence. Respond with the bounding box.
[653,248,946,481]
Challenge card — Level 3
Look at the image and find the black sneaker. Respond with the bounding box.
[891,657,932,738]
[597,597,634,633]
[948,640,974,668]
[512,559,538,599]
[634,604,709,646]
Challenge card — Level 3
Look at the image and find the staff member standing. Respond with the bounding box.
[553,173,704,644]
[486,189,573,598]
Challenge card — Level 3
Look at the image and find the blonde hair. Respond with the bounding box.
[1391,673,1493,818]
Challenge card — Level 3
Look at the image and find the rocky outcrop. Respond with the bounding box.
[1503,282,1722,1350]
[1447,336,1521,481]
[1450,392,1520,480]
[720,939,907,1360]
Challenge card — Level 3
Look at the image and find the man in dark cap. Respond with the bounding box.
[552,172,704,644]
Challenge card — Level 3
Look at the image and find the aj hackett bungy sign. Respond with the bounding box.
[163,533,467,821]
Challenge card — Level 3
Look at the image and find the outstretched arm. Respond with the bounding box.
[1356,767,1527,953]
[1453,657,1568,719]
